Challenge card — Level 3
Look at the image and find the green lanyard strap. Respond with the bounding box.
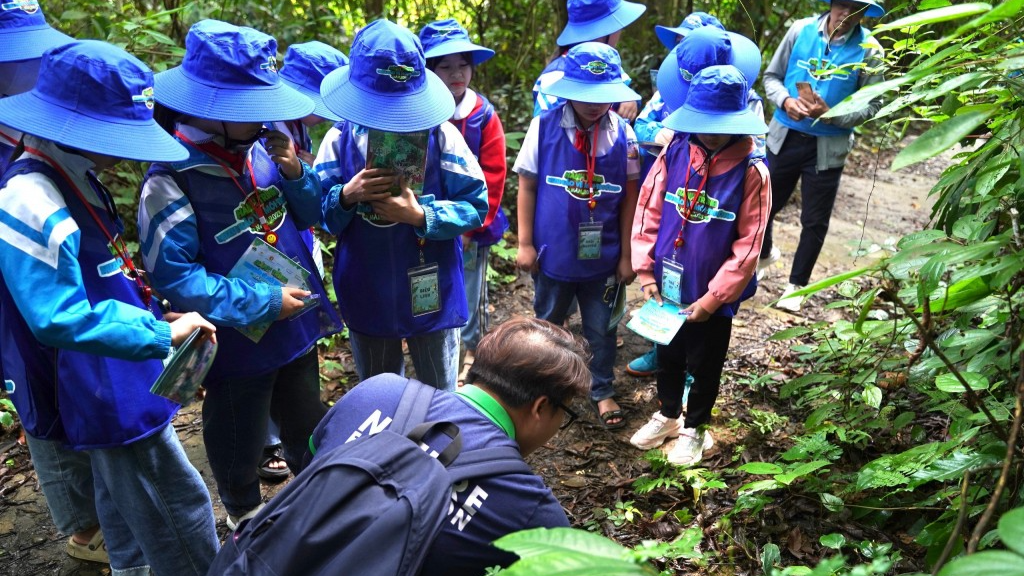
[457,384,516,440]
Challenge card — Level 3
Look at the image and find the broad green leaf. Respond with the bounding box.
[762,543,781,574]
[738,479,781,494]
[974,157,1013,198]
[782,267,873,299]
[820,493,845,512]
[776,461,830,485]
[820,533,846,550]
[737,462,784,475]
[493,527,630,560]
[937,550,1024,576]
[898,230,949,249]
[921,276,991,313]
[910,449,1000,486]
[998,507,1024,556]
[862,385,883,409]
[935,372,990,393]
[500,551,654,576]
[892,106,998,170]
[768,326,813,341]
[60,9,88,19]
[0,411,12,428]
[875,3,991,32]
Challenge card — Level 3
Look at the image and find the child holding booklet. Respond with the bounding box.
[139,20,341,529]
[514,43,641,429]
[629,65,771,466]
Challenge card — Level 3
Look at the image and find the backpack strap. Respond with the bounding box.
[447,445,532,483]
[407,421,463,466]
[392,378,439,435]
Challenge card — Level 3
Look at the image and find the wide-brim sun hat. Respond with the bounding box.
[154,20,314,123]
[419,19,494,65]
[557,0,647,47]
[279,41,349,121]
[656,26,761,110]
[663,65,768,135]
[543,42,641,104]
[654,12,724,49]
[821,0,885,18]
[0,40,187,162]
[320,19,454,133]
[0,0,73,62]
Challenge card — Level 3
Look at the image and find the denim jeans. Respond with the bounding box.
[87,423,218,576]
[461,242,491,351]
[349,328,460,392]
[24,433,98,535]
[202,349,325,517]
[532,272,617,401]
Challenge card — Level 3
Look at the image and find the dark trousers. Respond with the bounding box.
[761,131,845,286]
[656,315,732,429]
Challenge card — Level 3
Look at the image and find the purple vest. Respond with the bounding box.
[653,140,757,317]
[457,93,509,247]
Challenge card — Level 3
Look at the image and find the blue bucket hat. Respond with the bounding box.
[0,0,73,62]
[543,42,641,104]
[557,0,647,47]
[0,40,187,162]
[154,20,314,123]
[656,26,761,110]
[654,12,724,49]
[419,19,494,65]
[663,65,768,135]
[320,19,454,133]
[279,41,349,122]
[821,0,885,18]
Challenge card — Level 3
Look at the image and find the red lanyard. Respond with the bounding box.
[574,123,599,220]
[673,152,719,252]
[175,131,279,245]
[26,145,153,307]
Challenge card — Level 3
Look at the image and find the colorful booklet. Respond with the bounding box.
[607,282,627,332]
[626,299,687,345]
[150,327,218,406]
[365,128,429,196]
[227,238,312,343]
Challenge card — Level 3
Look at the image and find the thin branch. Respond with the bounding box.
[968,386,1024,552]
[932,470,972,574]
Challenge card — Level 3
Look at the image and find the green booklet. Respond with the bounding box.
[150,327,218,406]
[365,128,429,196]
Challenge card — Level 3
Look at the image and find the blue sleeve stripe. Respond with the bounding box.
[315,160,342,179]
[0,208,77,269]
[440,153,468,168]
[141,195,192,251]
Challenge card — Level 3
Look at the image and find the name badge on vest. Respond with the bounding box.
[408,263,441,317]
[662,258,685,304]
[463,238,479,272]
[577,222,603,260]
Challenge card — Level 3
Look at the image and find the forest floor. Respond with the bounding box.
[0,139,948,575]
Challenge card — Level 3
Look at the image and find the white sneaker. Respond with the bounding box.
[756,246,781,281]
[226,502,265,531]
[666,428,714,466]
[775,283,804,312]
[630,412,681,450]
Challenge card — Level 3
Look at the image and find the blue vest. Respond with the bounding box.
[148,146,341,382]
[653,140,758,317]
[0,139,13,175]
[773,17,868,136]
[0,160,177,449]
[330,122,467,338]
[457,94,509,247]
[534,105,628,282]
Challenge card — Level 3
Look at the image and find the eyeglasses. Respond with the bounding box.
[553,400,579,431]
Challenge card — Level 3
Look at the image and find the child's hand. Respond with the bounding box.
[368,179,426,227]
[296,149,316,166]
[516,244,539,274]
[343,168,396,207]
[264,130,303,180]
[617,100,639,122]
[681,302,710,322]
[169,311,217,347]
[642,283,662,305]
[616,257,636,285]
[278,287,311,320]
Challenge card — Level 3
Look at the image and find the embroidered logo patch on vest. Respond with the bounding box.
[96,235,139,279]
[376,64,420,82]
[1,0,39,13]
[545,170,622,199]
[666,188,736,223]
[215,186,287,244]
[580,60,609,75]
[796,57,851,82]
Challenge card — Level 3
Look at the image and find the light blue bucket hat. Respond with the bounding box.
[821,0,885,18]
[543,42,641,104]
[654,11,724,49]
[557,0,647,47]
[656,26,761,111]
[0,0,72,62]
[663,65,768,135]
[419,19,494,65]
[279,41,349,121]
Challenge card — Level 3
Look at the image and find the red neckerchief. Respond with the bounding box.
[189,136,248,176]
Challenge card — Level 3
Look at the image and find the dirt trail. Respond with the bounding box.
[0,146,941,575]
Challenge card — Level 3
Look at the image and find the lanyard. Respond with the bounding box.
[573,121,600,222]
[457,384,516,440]
[175,131,280,245]
[672,151,719,258]
[26,145,153,307]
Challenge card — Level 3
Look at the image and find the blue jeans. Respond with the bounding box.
[532,272,618,402]
[25,434,98,535]
[461,242,491,351]
[349,328,459,391]
[87,423,218,576]
[202,349,325,516]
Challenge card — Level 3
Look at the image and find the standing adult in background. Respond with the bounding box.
[759,0,886,312]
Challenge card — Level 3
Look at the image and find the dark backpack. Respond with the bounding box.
[206,379,531,576]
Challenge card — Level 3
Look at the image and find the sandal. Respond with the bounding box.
[457,350,475,387]
[591,398,627,430]
[257,444,289,482]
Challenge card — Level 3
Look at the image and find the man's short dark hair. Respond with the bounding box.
[467,317,591,407]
